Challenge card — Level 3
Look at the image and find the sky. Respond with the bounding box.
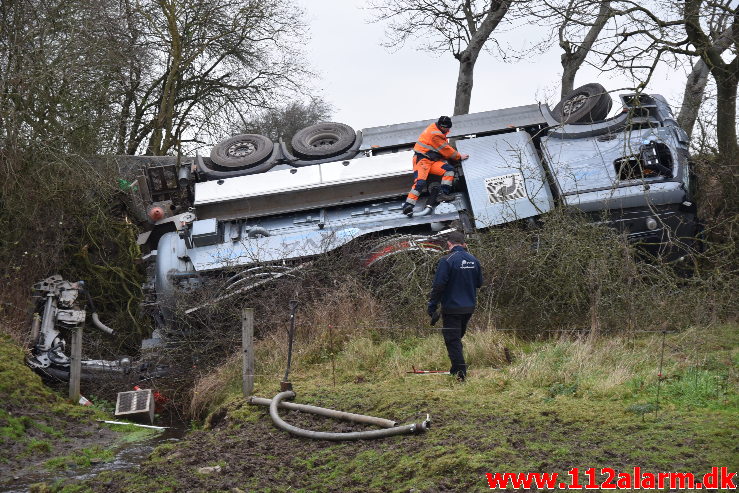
[294,0,690,131]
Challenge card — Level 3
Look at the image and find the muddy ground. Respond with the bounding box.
[69,381,737,493]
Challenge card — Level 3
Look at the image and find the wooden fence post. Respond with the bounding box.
[242,308,254,397]
[68,327,82,402]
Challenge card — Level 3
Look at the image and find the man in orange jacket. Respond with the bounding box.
[402,116,469,217]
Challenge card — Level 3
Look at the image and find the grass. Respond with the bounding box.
[197,323,738,416]
[0,333,62,408]
[0,333,100,466]
[85,322,737,493]
[0,332,164,492]
[7,312,736,492]
[44,446,115,471]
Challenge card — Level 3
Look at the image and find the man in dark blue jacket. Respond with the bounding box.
[428,231,483,381]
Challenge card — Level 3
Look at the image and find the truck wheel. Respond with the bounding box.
[210,133,274,170]
[552,83,612,124]
[291,122,356,159]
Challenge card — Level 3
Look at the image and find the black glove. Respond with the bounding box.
[427,302,437,317]
[430,311,441,326]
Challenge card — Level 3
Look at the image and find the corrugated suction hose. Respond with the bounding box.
[268,391,430,441]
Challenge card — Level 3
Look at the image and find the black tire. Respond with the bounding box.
[291,122,356,159]
[552,83,612,124]
[210,133,274,169]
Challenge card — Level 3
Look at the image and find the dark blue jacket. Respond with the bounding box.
[428,246,483,314]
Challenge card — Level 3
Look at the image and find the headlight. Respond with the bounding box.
[646,217,658,230]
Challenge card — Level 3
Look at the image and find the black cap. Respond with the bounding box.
[437,116,452,128]
[446,231,465,244]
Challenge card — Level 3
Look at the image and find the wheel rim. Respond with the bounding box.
[562,94,588,115]
[226,141,257,157]
[308,133,339,149]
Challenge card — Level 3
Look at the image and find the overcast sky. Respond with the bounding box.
[295,0,690,131]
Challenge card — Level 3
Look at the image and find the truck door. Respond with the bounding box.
[457,132,554,228]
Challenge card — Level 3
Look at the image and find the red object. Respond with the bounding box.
[153,391,168,405]
[133,385,168,412]
[148,206,165,222]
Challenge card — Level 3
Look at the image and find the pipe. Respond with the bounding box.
[412,205,433,217]
[177,162,191,188]
[30,313,41,346]
[249,396,397,428]
[268,391,430,441]
[91,313,114,335]
[81,287,113,335]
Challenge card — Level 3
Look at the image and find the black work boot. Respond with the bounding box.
[402,202,414,217]
[436,192,456,203]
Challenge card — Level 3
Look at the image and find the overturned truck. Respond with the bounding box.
[128,84,698,344]
[28,84,700,375]
[132,84,698,342]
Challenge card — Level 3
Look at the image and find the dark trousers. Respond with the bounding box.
[442,313,472,379]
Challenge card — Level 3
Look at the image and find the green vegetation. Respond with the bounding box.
[0,334,164,492]
[0,334,62,408]
[4,205,736,492]
[68,323,736,493]
[0,334,97,464]
[44,447,115,471]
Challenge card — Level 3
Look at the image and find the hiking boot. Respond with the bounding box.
[436,192,456,203]
[402,202,414,217]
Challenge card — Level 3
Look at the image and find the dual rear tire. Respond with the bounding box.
[210,83,612,173]
[210,122,357,173]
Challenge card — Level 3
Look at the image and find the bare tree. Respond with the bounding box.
[604,0,738,157]
[548,0,615,97]
[678,9,737,143]
[241,99,333,143]
[117,0,310,156]
[685,1,738,158]
[367,0,514,115]
[0,0,131,155]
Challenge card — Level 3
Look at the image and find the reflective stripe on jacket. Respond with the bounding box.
[413,123,461,162]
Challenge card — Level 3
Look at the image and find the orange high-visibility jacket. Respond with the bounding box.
[413,123,461,162]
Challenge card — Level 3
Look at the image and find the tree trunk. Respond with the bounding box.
[454,54,477,115]
[677,59,711,139]
[677,26,734,139]
[560,64,578,98]
[713,70,738,158]
[117,88,135,155]
[559,1,611,98]
[147,0,182,156]
[452,0,512,115]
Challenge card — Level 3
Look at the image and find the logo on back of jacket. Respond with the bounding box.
[461,259,476,269]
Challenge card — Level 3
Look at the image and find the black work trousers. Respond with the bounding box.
[441,312,472,379]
